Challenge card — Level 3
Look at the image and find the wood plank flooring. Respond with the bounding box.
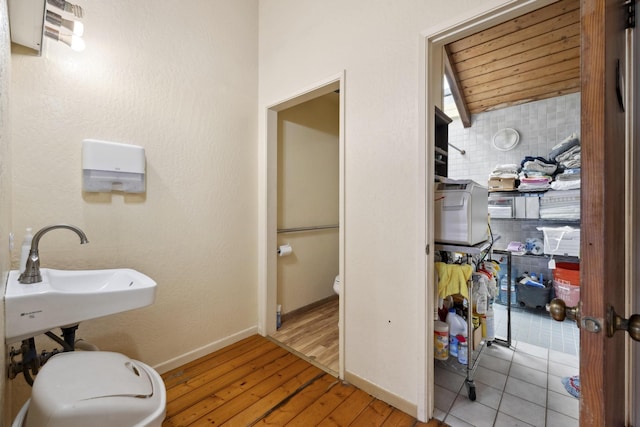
[270,296,339,374]
[161,334,446,426]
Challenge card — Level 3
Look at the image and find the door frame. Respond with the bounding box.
[258,72,346,379]
[632,15,640,426]
[418,0,571,420]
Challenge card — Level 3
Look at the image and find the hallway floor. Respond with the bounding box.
[270,296,339,374]
[161,334,440,426]
[271,296,580,426]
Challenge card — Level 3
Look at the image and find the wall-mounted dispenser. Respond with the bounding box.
[82,139,146,193]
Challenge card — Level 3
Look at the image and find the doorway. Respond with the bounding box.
[270,91,340,374]
[423,0,636,425]
[425,2,600,422]
[259,74,346,379]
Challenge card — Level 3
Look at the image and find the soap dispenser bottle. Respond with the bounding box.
[19,227,33,274]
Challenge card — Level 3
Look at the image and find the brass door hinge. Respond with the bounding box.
[625,0,636,29]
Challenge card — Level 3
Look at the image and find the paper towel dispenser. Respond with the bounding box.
[82,139,146,193]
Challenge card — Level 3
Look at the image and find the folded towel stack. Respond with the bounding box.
[490,164,519,179]
[549,133,581,190]
[518,176,551,192]
[551,168,581,190]
[555,145,581,169]
[521,156,557,175]
[486,133,582,193]
[549,133,580,162]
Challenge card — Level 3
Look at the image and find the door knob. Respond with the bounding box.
[607,306,640,341]
[548,298,581,326]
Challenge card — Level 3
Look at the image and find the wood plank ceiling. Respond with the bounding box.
[444,0,580,127]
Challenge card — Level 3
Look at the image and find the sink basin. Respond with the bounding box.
[4,268,157,344]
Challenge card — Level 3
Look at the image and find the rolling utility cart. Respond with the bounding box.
[434,236,501,401]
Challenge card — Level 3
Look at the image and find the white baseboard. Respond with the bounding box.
[344,371,417,418]
[152,326,259,374]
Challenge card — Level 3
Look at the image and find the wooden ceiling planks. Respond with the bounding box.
[445,0,580,118]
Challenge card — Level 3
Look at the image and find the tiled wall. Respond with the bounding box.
[447,93,580,185]
[447,93,581,283]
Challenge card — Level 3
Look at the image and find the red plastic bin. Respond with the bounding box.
[554,262,580,286]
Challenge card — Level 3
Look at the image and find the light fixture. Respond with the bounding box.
[44,26,85,52]
[45,10,83,36]
[46,0,83,19]
[44,0,85,51]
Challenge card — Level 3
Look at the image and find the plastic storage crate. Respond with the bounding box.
[516,282,552,309]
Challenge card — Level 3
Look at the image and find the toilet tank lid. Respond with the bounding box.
[32,351,155,403]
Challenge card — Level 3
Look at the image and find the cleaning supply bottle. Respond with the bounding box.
[474,281,488,315]
[19,227,33,274]
[457,335,468,365]
[485,304,495,342]
[449,334,459,358]
[434,320,449,360]
[446,308,467,337]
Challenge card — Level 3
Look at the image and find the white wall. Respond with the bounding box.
[259,0,506,411]
[0,1,12,424]
[9,0,258,418]
[277,93,339,313]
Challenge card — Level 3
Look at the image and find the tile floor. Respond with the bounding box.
[493,302,580,356]
[434,341,579,426]
[434,304,580,426]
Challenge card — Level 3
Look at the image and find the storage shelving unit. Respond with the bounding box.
[434,236,504,401]
[488,189,581,342]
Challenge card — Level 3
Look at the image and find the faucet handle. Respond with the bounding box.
[18,252,41,284]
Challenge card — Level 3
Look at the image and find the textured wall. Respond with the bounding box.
[259,0,506,409]
[277,93,339,313]
[0,0,11,423]
[10,0,258,417]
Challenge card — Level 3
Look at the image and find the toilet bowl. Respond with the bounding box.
[333,275,341,295]
[12,351,166,427]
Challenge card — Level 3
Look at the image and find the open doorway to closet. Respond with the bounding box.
[427,0,586,425]
[442,0,581,357]
[262,75,345,379]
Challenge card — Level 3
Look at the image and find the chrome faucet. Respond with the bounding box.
[18,224,89,284]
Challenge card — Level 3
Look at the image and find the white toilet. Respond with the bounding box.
[333,275,341,295]
[12,351,166,427]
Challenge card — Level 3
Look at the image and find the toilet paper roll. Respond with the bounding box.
[278,244,292,257]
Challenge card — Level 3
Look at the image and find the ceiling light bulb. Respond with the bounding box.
[69,20,84,37]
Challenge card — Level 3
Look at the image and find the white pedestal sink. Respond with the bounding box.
[4,268,157,344]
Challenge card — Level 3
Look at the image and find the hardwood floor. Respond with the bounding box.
[270,296,339,374]
[161,334,446,426]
